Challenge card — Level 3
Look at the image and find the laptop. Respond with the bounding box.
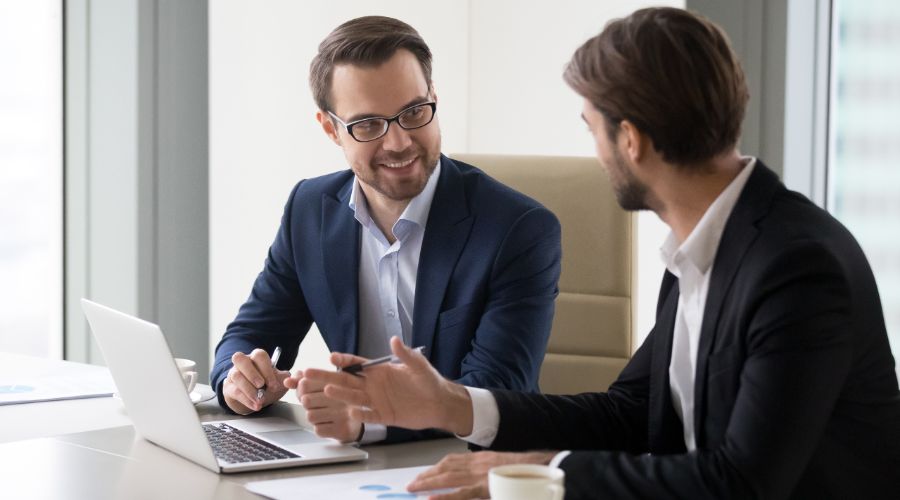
[81,298,368,473]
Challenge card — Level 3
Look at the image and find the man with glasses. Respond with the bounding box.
[210,16,561,445]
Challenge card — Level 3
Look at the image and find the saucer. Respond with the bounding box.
[190,386,216,404]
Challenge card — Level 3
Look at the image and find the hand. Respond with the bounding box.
[407,451,557,500]
[223,349,290,414]
[302,337,474,435]
[284,371,362,443]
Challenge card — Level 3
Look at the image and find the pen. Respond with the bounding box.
[257,346,282,400]
[340,346,425,375]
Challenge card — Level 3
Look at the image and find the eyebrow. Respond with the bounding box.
[580,113,588,124]
[344,96,431,123]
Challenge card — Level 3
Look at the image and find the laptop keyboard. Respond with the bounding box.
[203,422,300,463]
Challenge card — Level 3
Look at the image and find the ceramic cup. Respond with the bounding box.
[174,357,198,394]
[488,464,565,500]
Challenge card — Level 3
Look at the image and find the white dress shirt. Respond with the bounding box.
[662,157,755,451]
[459,158,757,462]
[349,161,440,443]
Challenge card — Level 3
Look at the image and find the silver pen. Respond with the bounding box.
[340,346,425,375]
[257,346,282,400]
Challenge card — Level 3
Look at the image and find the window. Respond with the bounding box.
[828,0,900,376]
[0,1,63,358]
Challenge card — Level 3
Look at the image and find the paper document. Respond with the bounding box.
[0,352,116,405]
[246,465,456,499]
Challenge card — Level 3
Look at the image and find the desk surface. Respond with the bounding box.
[0,356,467,499]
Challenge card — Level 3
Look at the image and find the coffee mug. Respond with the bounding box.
[489,464,565,500]
[174,357,198,394]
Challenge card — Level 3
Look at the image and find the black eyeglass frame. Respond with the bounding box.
[327,102,437,143]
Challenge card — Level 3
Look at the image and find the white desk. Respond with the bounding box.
[0,355,467,499]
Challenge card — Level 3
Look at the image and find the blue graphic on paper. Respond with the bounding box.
[359,485,391,492]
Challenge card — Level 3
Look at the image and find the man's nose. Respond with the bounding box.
[380,122,413,151]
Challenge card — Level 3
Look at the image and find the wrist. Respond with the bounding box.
[439,381,474,436]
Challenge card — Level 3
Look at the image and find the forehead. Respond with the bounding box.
[329,49,429,118]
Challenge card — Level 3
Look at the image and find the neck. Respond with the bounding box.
[653,151,745,242]
[359,184,409,244]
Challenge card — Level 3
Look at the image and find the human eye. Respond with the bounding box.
[352,119,385,137]
[400,104,430,126]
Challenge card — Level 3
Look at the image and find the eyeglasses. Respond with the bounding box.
[327,102,437,142]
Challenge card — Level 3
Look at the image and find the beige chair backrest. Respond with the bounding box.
[452,154,633,394]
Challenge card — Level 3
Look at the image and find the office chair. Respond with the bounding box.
[452,154,633,394]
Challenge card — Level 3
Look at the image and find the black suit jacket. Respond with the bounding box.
[489,162,900,499]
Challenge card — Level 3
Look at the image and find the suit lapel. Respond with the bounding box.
[322,180,360,354]
[412,156,474,359]
[692,162,781,442]
[649,271,688,453]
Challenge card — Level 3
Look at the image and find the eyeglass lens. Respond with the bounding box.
[350,103,434,141]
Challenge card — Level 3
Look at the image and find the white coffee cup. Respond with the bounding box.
[174,358,198,394]
[489,464,565,500]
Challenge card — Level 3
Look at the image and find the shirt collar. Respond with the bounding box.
[660,157,757,276]
[348,159,442,231]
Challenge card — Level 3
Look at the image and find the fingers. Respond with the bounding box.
[231,351,266,390]
[283,370,303,389]
[323,384,370,408]
[297,376,326,395]
[224,368,260,413]
[248,348,279,388]
[299,390,340,409]
[302,367,365,390]
[226,350,287,413]
[429,484,487,500]
[390,336,429,371]
[409,454,470,491]
[330,351,369,369]
[306,406,350,425]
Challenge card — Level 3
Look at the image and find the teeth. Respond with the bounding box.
[384,158,415,168]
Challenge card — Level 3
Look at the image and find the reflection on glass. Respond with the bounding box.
[829,0,900,376]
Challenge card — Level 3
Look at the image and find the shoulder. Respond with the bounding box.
[737,187,870,297]
[285,170,355,208]
[444,156,550,215]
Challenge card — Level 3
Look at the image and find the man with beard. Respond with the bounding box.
[300,7,900,499]
[210,16,561,446]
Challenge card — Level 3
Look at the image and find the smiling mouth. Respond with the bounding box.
[381,157,416,169]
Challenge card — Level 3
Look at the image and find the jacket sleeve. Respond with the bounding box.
[491,241,855,500]
[455,206,562,392]
[210,182,314,411]
[381,206,561,444]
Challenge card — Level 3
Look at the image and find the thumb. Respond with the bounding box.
[330,351,369,369]
[390,336,429,371]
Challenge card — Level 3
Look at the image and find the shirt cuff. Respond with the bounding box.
[548,451,571,469]
[359,423,387,444]
[456,386,500,448]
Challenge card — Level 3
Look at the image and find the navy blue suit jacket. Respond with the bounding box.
[487,162,900,499]
[212,155,561,440]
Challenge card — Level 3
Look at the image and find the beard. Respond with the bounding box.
[607,146,651,212]
[355,141,441,202]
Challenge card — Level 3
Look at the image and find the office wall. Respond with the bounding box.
[209,1,679,372]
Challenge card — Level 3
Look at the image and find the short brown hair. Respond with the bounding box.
[564,7,749,165]
[310,16,433,112]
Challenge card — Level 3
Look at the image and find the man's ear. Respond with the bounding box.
[316,110,342,146]
[429,83,438,103]
[619,120,648,163]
